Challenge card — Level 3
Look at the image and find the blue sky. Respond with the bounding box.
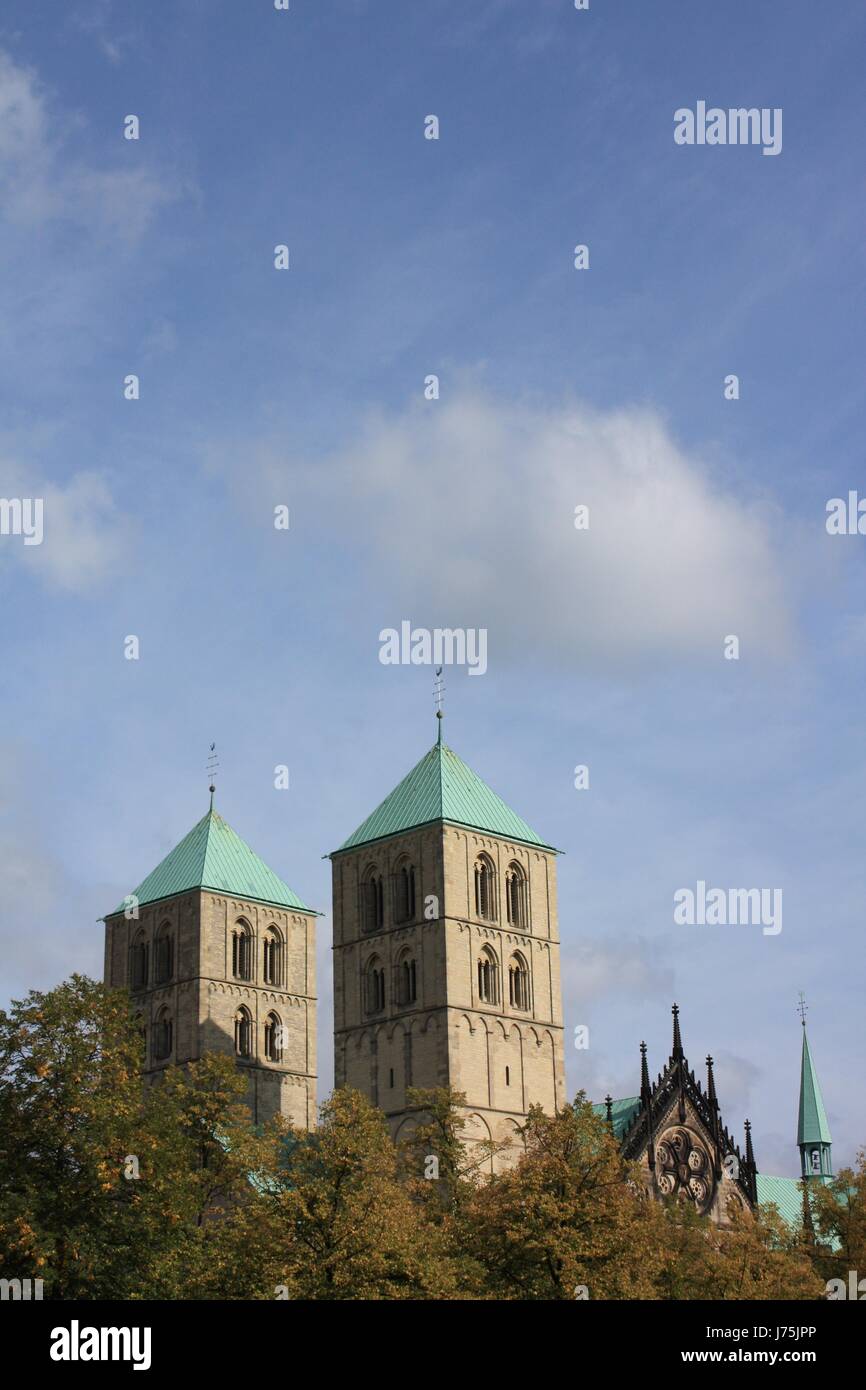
[1,0,864,1179]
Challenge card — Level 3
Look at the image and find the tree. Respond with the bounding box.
[0,975,147,1298]
[396,1086,508,1209]
[0,976,846,1302]
[807,1150,866,1291]
[128,1052,269,1300]
[652,1194,823,1300]
[459,1096,661,1299]
[0,975,266,1300]
[227,1088,460,1299]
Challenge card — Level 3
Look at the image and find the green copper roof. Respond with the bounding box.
[108,808,313,916]
[756,1174,808,1229]
[798,1028,832,1146]
[591,1096,641,1140]
[334,732,555,854]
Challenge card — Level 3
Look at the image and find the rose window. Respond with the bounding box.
[655,1128,713,1212]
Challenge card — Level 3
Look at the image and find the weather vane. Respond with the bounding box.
[434,666,445,725]
[797,991,808,1027]
[207,742,219,809]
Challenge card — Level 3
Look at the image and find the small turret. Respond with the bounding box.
[797,1002,833,1181]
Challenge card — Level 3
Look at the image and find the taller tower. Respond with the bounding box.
[103,803,318,1128]
[330,720,566,1159]
[797,1019,833,1181]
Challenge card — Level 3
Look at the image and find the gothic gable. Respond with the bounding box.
[607,1006,757,1221]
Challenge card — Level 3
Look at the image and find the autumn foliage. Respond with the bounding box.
[0,978,838,1300]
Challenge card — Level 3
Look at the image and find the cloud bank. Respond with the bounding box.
[246,391,794,671]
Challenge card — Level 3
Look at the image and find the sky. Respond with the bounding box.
[0,0,864,1180]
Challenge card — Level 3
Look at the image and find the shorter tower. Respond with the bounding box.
[103,803,318,1128]
[797,1014,833,1181]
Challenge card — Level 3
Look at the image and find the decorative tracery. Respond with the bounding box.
[655,1127,713,1212]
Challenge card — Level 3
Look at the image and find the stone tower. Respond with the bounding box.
[330,719,566,1160]
[103,803,318,1128]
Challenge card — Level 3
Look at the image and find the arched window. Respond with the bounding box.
[130,929,149,991]
[508,953,530,1010]
[505,862,528,928]
[234,1006,252,1058]
[264,1012,283,1062]
[477,947,499,1005]
[393,861,416,924]
[365,957,386,1014]
[397,952,417,1006]
[474,855,497,921]
[362,868,384,932]
[263,927,282,986]
[154,1007,173,1061]
[154,922,173,984]
[232,921,252,981]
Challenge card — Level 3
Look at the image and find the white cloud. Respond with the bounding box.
[0,50,49,167]
[281,391,795,670]
[0,48,182,238]
[69,0,137,66]
[0,460,131,592]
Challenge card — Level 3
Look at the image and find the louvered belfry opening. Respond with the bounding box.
[232,923,252,980]
[263,928,282,986]
[505,862,527,928]
[477,948,499,1004]
[362,871,384,932]
[397,954,417,1006]
[234,1007,252,1058]
[475,854,496,921]
[393,862,416,923]
[130,933,149,991]
[154,1008,172,1061]
[508,954,529,1010]
[154,924,173,983]
[264,1012,282,1062]
[365,958,386,1013]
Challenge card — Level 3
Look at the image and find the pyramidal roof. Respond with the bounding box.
[334,727,555,854]
[797,1027,832,1146]
[109,808,313,916]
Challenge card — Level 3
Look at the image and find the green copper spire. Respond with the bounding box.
[107,807,314,916]
[333,738,556,854]
[797,1011,833,1180]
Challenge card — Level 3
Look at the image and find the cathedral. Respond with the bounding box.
[102,716,833,1225]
